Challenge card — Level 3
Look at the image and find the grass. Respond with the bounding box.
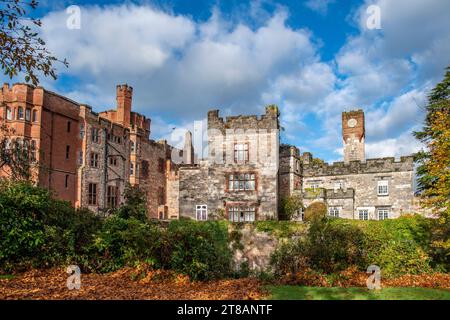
[255,221,307,238]
[267,286,450,300]
[0,275,15,280]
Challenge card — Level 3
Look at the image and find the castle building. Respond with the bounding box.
[0,83,181,219]
[0,83,419,221]
[178,108,418,221]
[177,107,280,221]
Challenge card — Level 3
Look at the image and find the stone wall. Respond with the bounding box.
[78,105,130,212]
[302,157,416,218]
[178,106,280,221]
[230,225,279,272]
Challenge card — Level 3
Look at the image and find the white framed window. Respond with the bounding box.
[358,209,369,220]
[228,207,255,223]
[130,163,134,175]
[378,208,390,220]
[196,205,208,221]
[329,207,340,218]
[78,151,83,165]
[234,143,249,163]
[6,107,12,120]
[377,180,389,196]
[228,173,256,191]
[131,141,135,153]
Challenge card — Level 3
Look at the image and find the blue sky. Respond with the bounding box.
[3,0,450,161]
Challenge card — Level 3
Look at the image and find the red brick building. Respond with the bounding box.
[0,83,183,219]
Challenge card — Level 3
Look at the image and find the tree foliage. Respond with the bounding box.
[279,195,303,220]
[304,201,327,222]
[414,67,450,217]
[0,0,68,85]
[116,184,148,222]
[0,124,37,182]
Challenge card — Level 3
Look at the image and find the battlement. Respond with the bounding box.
[280,144,300,158]
[302,156,415,177]
[207,105,280,131]
[116,84,133,94]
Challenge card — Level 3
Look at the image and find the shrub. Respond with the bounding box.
[164,219,232,281]
[271,215,439,279]
[0,180,103,272]
[304,202,327,222]
[279,195,303,220]
[92,216,163,272]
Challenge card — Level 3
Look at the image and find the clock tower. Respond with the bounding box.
[342,109,365,164]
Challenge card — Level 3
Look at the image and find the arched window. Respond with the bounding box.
[17,107,24,120]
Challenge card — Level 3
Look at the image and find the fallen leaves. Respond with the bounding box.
[278,266,450,289]
[0,268,266,300]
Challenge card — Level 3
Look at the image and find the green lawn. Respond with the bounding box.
[267,286,450,300]
[0,275,15,280]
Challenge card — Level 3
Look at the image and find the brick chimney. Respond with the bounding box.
[116,84,132,126]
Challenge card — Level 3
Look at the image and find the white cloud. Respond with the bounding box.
[365,131,423,159]
[304,0,336,15]
[5,1,446,162]
[39,4,323,122]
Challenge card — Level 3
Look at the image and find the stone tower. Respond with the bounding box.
[183,130,194,165]
[342,109,365,164]
[116,84,132,126]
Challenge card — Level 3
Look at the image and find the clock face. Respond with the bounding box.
[347,118,357,128]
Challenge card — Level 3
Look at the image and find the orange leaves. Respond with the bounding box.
[0,268,266,300]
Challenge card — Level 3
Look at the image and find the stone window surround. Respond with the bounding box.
[88,182,98,205]
[226,202,259,223]
[377,179,389,196]
[358,209,369,220]
[233,142,249,163]
[90,152,99,168]
[328,206,341,218]
[226,171,258,192]
[107,185,118,208]
[377,207,390,220]
[195,204,208,221]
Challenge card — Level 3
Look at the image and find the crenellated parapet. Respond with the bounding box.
[207,105,280,132]
[302,156,415,177]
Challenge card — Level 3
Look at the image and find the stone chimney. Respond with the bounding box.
[116,84,132,126]
[183,131,194,165]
